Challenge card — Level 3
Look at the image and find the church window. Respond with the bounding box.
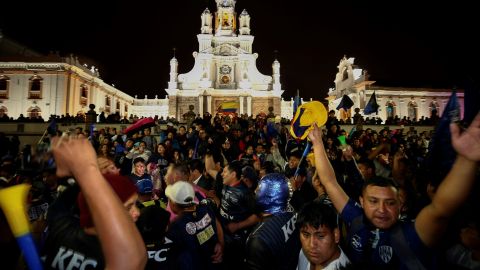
[116,101,121,112]
[105,96,111,113]
[29,75,43,99]
[221,75,230,84]
[386,101,396,118]
[408,100,418,120]
[0,106,7,118]
[27,106,41,118]
[124,104,128,113]
[0,75,9,99]
[429,101,439,117]
[342,68,348,81]
[80,85,88,106]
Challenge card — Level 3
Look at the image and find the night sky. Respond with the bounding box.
[0,0,478,100]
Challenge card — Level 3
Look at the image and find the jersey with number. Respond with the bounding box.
[166,204,218,270]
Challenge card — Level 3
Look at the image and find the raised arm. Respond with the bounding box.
[51,135,147,270]
[205,153,220,179]
[415,113,480,247]
[308,124,349,213]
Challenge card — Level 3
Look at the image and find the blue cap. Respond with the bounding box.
[136,179,153,194]
[255,173,292,215]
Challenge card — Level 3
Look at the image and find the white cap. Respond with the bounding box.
[165,181,196,205]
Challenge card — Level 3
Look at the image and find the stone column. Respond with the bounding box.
[207,95,212,114]
[199,95,204,116]
[247,96,252,116]
[168,96,177,119]
[239,96,244,115]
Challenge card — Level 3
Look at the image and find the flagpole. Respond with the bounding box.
[37,129,48,145]
[294,141,311,179]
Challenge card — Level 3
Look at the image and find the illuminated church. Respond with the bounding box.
[327,56,465,122]
[0,2,463,123]
[165,0,284,120]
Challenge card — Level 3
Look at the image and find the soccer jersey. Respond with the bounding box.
[341,199,436,269]
[245,212,301,270]
[166,204,219,270]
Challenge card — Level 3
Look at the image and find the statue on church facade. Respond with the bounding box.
[183,104,196,127]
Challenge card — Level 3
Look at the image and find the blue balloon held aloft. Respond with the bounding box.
[255,173,292,215]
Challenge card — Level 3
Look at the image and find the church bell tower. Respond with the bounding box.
[214,0,237,36]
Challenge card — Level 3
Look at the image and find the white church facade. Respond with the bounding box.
[0,55,135,120]
[0,0,289,121]
[1,5,464,123]
[327,56,464,122]
[165,0,284,120]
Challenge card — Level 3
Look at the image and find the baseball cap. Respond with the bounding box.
[136,179,153,194]
[78,174,137,228]
[290,101,327,140]
[165,181,197,206]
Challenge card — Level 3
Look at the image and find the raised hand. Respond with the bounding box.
[451,112,480,162]
[307,123,323,145]
[51,134,98,178]
[342,145,354,161]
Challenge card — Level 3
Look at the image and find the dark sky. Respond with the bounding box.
[0,0,478,100]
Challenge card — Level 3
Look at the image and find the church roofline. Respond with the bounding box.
[370,85,463,93]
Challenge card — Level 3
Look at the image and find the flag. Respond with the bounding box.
[336,94,354,111]
[363,91,379,115]
[294,141,312,178]
[424,90,460,185]
[218,102,238,113]
[192,138,200,159]
[348,125,357,140]
[266,122,279,140]
[47,119,57,135]
[293,89,301,115]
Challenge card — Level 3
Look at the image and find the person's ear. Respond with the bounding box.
[359,195,364,208]
[334,227,340,244]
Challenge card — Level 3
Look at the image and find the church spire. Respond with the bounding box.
[239,9,251,35]
[272,51,281,91]
[214,0,237,36]
[201,8,213,34]
[168,47,178,89]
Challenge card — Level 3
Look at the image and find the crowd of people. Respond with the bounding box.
[0,109,479,269]
[0,106,441,127]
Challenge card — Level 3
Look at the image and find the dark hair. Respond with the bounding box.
[362,176,399,195]
[227,160,243,180]
[297,200,338,230]
[133,157,146,165]
[261,161,275,174]
[170,162,190,179]
[211,151,224,167]
[189,159,205,174]
[136,205,170,243]
[357,158,376,171]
